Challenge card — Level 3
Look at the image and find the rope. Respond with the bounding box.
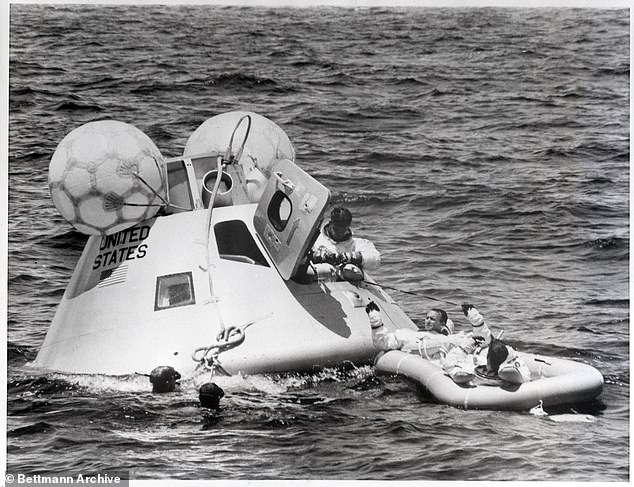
[224,114,252,164]
[205,156,226,241]
[132,171,170,207]
[194,115,254,381]
[119,201,190,211]
[129,154,169,208]
[151,154,168,197]
[200,115,254,342]
[200,156,228,341]
[120,202,164,208]
[362,280,460,306]
[192,326,245,367]
[191,312,273,372]
[126,155,189,210]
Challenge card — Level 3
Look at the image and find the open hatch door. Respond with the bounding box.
[254,159,330,280]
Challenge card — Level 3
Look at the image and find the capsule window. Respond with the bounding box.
[155,272,196,311]
[214,220,270,267]
[165,160,194,212]
[267,191,293,232]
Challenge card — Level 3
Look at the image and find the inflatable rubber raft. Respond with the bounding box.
[374,350,603,411]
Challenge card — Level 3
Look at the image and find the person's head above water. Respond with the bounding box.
[325,206,353,242]
[422,308,454,335]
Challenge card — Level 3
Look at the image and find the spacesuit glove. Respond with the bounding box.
[340,251,363,267]
[365,301,380,314]
[313,247,338,265]
[462,303,485,327]
[365,301,383,329]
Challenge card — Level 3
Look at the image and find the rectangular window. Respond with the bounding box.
[214,220,270,267]
[165,160,194,212]
[155,272,196,311]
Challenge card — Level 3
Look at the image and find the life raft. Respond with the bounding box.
[374,350,603,411]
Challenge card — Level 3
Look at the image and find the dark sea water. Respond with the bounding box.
[7,4,629,482]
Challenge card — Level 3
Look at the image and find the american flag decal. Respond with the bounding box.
[98,264,129,288]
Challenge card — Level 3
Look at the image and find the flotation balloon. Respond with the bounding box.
[49,120,165,235]
[184,111,295,202]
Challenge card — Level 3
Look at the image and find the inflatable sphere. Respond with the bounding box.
[49,120,165,236]
[184,111,295,202]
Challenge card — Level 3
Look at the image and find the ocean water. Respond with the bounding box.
[7,5,629,481]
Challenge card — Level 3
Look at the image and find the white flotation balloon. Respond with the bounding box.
[49,120,165,236]
[184,111,295,202]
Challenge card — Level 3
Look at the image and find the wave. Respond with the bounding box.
[9,59,66,75]
[555,201,626,220]
[129,80,184,95]
[575,237,629,262]
[72,75,124,90]
[583,298,629,307]
[329,191,406,206]
[289,57,339,70]
[8,149,53,164]
[511,116,587,130]
[432,33,466,43]
[583,237,628,251]
[8,343,37,362]
[8,421,55,437]
[8,376,79,396]
[393,77,432,87]
[8,273,41,285]
[203,73,281,89]
[305,73,357,88]
[10,86,60,97]
[52,100,105,112]
[130,73,289,95]
[551,83,623,102]
[584,175,615,185]
[37,287,67,298]
[603,373,629,387]
[596,65,629,76]
[143,124,180,143]
[469,234,629,261]
[47,230,88,251]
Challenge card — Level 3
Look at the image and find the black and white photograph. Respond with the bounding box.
[4,0,629,483]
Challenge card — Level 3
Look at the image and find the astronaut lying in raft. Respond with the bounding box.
[367,302,530,385]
